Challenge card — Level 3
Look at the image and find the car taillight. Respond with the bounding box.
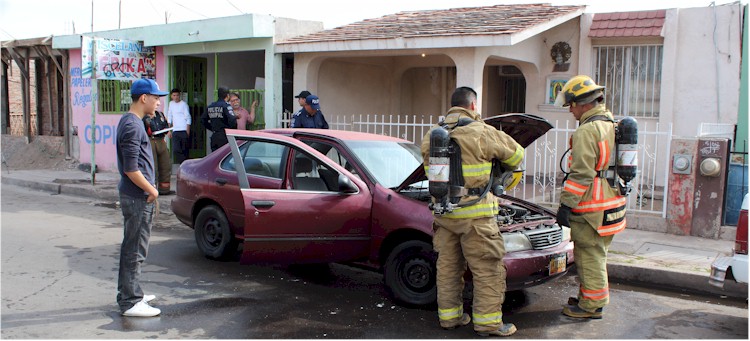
[734,194,749,255]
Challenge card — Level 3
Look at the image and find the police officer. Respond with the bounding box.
[201,87,236,152]
[421,87,524,337]
[554,75,627,319]
[142,110,173,195]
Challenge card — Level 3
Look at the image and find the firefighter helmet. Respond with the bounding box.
[554,75,605,107]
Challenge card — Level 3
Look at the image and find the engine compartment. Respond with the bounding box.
[398,183,556,233]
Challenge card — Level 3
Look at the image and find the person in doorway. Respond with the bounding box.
[292,94,329,129]
[166,88,191,164]
[553,75,627,319]
[229,92,257,130]
[290,90,311,128]
[201,86,236,152]
[115,78,167,317]
[142,109,173,195]
[420,86,523,337]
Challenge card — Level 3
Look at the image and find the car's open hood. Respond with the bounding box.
[395,113,554,192]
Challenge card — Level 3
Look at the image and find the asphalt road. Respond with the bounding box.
[1,185,747,338]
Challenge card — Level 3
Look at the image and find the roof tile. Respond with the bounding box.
[278,3,585,45]
[590,10,666,38]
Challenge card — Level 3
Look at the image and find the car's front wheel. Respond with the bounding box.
[194,205,238,260]
[384,240,437,307]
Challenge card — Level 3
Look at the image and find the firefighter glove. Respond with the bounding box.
[556,205,572,227]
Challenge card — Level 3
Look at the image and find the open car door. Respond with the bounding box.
[226,132,372,265]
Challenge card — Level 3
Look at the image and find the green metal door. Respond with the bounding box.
[172,56,207,158]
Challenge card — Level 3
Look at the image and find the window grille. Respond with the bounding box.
[593,45,663,118]
[98,80,132,114]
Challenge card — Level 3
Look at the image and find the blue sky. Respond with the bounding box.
[0,0,743,41]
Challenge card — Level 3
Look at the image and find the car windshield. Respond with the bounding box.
[344,140,423,188]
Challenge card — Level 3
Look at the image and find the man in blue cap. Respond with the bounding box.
[292,94,329,129]
[115,78,167,317]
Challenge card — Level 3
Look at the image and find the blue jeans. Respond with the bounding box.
[117,194,155,312]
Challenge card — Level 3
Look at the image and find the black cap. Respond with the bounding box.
[295,90,312,99]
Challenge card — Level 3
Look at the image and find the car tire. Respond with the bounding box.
[194,205,238,260]
[384,240,437,307]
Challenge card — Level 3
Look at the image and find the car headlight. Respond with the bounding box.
[560,224,571,242]
[503,232,533,252]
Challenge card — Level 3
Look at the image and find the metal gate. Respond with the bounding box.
[280,113,672,216]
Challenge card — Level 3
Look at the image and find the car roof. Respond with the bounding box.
[261,128,412,143]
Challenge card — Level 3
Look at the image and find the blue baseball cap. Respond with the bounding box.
[131,78,169,96]
[305,95,321,110]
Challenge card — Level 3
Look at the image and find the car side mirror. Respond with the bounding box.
[338,174,358,194]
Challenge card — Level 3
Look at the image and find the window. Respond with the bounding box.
[220,140,286,179]
[593,45,663,118]
[98,80,132,114]
[291,152,338,192]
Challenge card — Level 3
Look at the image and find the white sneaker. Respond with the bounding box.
[122,301,161,317]
[142,294,156,303]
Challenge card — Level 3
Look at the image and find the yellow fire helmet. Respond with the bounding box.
[554,75,605,107]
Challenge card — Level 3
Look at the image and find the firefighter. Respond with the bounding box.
[554,75,628,319]
[421,87,524,337]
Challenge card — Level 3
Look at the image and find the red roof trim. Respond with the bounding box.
[589,10,666,38]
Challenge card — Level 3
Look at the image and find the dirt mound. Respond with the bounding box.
[1,135,79,171]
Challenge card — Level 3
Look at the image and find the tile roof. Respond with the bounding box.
[279,3,585,44]
[589,10,666,38]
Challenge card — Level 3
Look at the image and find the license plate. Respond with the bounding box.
[549,253,567,276]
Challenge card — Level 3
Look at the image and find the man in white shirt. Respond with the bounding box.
[167,88,191,164]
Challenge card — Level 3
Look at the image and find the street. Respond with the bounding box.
[1,184,747,338]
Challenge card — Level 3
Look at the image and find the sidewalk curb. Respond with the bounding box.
[2,176,61,194]
[608,261,747,299]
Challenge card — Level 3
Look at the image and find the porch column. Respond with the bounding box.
[266,44,280,129]
[447,48,490,113]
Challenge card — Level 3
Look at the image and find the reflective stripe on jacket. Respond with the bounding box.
[561,104,626,235]
[421,107,524,219]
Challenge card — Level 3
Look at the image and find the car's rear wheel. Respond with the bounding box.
[384,240,437,307]
[194,205,237,260]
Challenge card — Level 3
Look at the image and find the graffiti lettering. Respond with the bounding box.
[96,39,144,53]
[84,124,117,145]
[700,140,721,156]
[73,91,95,108]
[71,78,92,87]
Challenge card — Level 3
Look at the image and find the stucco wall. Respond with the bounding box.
[668,4,741,138]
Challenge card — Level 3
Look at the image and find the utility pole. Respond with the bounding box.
[90,0,94,32]
[119,0,122,29]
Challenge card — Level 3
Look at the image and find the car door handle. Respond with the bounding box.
[251,200,275,208]
[215,177,228,186]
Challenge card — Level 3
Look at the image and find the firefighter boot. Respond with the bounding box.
[441,313,471,329]
[476,323,517,337]
[562,305,603,319]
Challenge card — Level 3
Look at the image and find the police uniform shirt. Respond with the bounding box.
[294,110,329,129]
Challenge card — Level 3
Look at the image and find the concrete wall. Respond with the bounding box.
[668,4,742,138]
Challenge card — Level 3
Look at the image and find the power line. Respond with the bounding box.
[225,0,244,13]
[166,0,210,19]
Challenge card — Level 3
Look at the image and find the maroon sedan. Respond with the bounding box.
[172,114,574,306]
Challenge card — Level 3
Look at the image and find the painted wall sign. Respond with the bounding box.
[81,36,156,80]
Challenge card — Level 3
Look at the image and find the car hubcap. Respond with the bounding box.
[403,258,432,292]
[204,219,221,247]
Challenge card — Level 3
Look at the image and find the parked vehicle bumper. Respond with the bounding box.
[505,240,575,291]
[710,254,749,288]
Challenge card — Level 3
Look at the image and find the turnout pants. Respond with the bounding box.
[433,216,507,331]
[150,137,171,187]
[570,215,614,312]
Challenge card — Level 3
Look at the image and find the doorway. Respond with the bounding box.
[171,56,207,158]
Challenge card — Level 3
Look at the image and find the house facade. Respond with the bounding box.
[46,14,321,171]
